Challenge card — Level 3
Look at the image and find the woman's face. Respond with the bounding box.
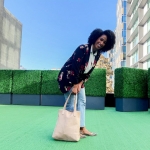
[93,34,107,51]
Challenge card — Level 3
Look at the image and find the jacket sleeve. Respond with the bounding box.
[69,45,86,84]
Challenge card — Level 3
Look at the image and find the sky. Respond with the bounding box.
[4,0,118,70]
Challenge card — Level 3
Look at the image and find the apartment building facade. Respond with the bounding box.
[107,0,127,88]
[126,0,150,69]
[108,0,127,71]
[0,0,22,69]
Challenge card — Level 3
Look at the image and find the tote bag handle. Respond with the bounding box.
[63,92,77,117]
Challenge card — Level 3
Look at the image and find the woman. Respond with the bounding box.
[57,28,115,138]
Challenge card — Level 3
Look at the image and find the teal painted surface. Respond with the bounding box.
[0,105,150,150]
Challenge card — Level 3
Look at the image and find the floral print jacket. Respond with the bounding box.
[57,44,102,93]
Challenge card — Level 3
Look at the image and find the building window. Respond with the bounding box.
[131,2,138,19]
[122,30,126,37]
[122,1,127,15]
[131,18,138,34]
[123,53,126,60]
[148,18,150,32]
[122,46,126,53]
[143,41,147,56]
[143,38,150,56]
[122,1,126,7]
[123,37,126,45]
[122,15,126,22]
[135,50,138,63]
[144,22,147,35]
[144,1,150,15]
[148,0,150,8]
[132,34,138,48]
[123,8,126,15]
[121,60,126,67]
[143,18,150,36]
[131,50,138,65]
[148,38,150,54]
[143,61,147,69]
[148,59,150,68]
[123,23,126,30]
[143,59,150,69]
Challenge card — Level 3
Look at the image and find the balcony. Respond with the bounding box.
[139,53,150,62]
[127,10,138,29]
[139,8,150,26]
[127,26,138,43]
[139,0,147,8]
[130,61,138,68]
[127,0,132,3]
[127,44,138,57]
[139,30,150,44]
[127,0,138,17]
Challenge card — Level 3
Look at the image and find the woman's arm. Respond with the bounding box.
[69,45,86,85]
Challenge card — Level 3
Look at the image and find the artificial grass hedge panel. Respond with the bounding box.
[0,70,12,93]
[41,70,62,95]
[115,67,148,98]
[85,69,106,97]
[12,70,41,94]
[148,68,150,98]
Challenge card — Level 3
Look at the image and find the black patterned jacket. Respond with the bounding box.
[57,44,102,93]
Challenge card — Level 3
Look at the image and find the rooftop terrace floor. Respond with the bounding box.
[0,105,150,150]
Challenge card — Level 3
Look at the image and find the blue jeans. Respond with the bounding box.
[64,88,86,127]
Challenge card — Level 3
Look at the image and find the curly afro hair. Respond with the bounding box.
[102,30,116,52]
[88,29,116,52]
[88,28,103,46]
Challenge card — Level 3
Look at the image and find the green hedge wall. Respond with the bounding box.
[12,70,41,94]
[148,68,150,98]
[0,70,12,94]
[0,69,106,96]
[85,69,106,97]
[41,69,106,96]
[41,70,62,95]
[115,67,148,98]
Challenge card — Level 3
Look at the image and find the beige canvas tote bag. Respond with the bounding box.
[52,93,80,141]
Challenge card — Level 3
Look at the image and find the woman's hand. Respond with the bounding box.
[72,81,83,94]
[72,85,79,94]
